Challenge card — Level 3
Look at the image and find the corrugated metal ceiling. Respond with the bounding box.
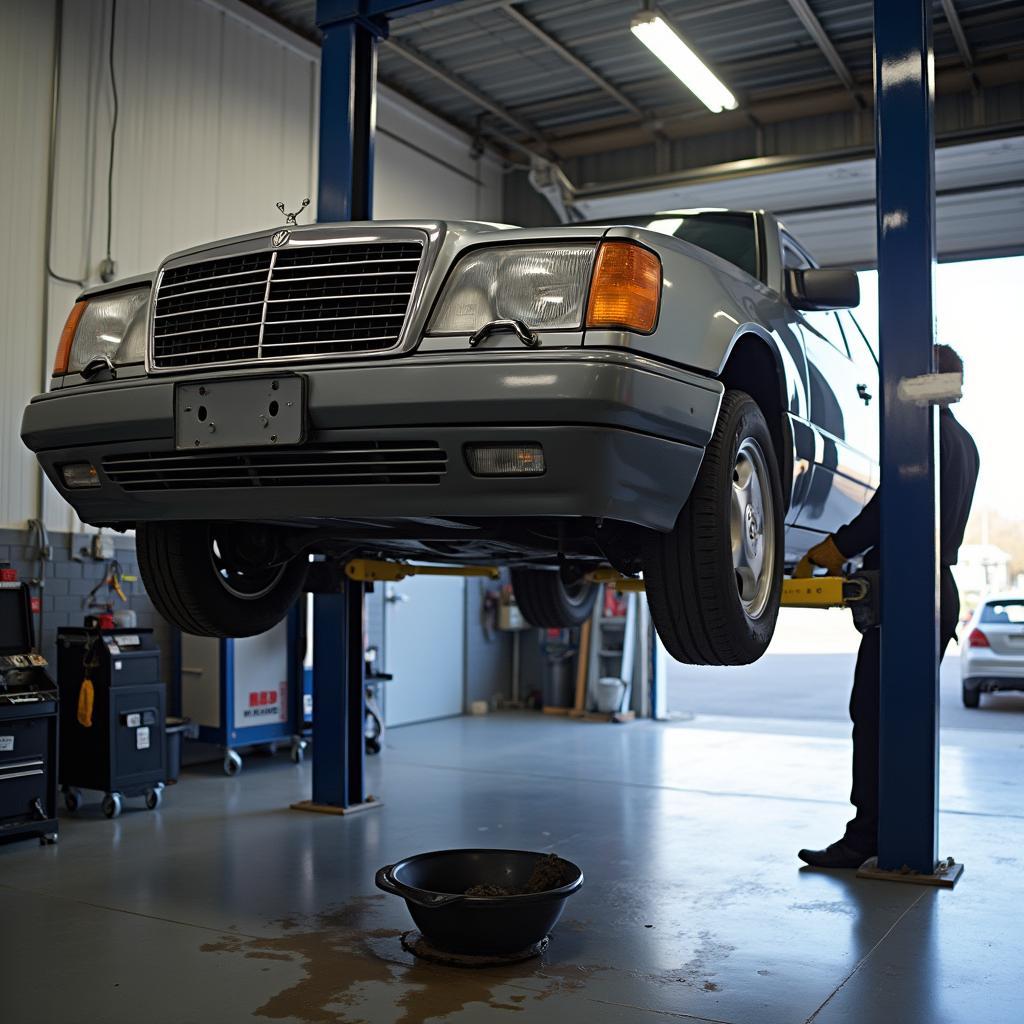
[245,0,1024,157]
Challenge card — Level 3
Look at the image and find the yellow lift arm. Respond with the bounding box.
[346,560,871,613]
[587,569,872,610]
[345,558,501,583]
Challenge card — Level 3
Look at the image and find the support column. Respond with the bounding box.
[873,0,940,875]
[292,578,378,814]
[316,3,384,222]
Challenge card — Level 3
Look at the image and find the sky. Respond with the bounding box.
[855,256,1023,518]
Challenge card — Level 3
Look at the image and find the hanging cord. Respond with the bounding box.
[100,0,120,281]
[45,0,86,289]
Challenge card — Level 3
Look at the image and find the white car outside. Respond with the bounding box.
[960,594,1024,707]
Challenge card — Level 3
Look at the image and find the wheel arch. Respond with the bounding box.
[718,332,794,513]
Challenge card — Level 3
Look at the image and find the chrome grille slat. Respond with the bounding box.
[154,299,264,319]
[154,320,264,340]
[267,268,417,284]
[270,257,420,273]
[262,313,407,326]
[152,237,423,370]
[103,442,447,491]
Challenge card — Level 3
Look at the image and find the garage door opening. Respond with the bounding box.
[666,255,1024,732]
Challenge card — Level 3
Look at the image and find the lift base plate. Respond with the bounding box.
[856,855,964,888]
[290,797,383,816]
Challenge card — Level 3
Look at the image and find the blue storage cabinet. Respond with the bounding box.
[179,619,302,775]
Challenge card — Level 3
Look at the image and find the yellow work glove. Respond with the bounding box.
[793,535,847,578]
[77,677,95,728]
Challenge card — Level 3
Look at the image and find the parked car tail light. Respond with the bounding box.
[967,628,990,648]
[465,444,545,477]
[585,242,662,333]
[53,301,88,375]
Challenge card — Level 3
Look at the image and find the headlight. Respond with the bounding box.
[53,286,150,376]
[428,245,596,335]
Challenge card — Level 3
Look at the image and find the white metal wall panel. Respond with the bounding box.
[1,0,502,529]
[0,1,56,530]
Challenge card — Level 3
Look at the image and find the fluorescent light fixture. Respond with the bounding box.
[631,10,738,113]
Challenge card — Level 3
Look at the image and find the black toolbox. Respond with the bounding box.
[0,582,59,846]
[57,627,166,818]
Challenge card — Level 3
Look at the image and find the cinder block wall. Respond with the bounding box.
[0,527,173,683]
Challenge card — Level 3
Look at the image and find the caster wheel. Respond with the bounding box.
[366,737,381,755]
[223,751,243,776]
[145,787,163,810]
[64,789,82,813]
[290,743,305,765]
[102,793,123,819]
[40,833,58,846]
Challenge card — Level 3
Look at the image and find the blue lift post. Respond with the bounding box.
[868,0,960,884]
[293,0,461,814]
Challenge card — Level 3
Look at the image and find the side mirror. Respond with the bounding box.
[787,269,860,311]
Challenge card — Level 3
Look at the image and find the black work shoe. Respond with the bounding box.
[797,841,874,869]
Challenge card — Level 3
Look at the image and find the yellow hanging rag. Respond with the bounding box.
[77,678,95,728]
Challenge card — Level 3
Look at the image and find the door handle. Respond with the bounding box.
[857,383,873,405]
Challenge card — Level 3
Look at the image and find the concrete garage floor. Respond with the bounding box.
[3,670,1023,1024]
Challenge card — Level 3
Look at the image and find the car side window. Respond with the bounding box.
[781,239,811,271]
[802,311,851,357]
[841,310,878,366]
[780,233,849,356]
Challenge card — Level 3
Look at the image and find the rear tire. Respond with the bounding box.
[643,389,784,665]
[137,522,306,638]
[961,681,981,708]
[511,569,598,628]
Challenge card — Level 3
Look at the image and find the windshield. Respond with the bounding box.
[583,210,759,281]
[980,600,1024,625]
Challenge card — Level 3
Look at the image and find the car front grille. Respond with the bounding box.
[102,442,447,490]
[151,238,424,370]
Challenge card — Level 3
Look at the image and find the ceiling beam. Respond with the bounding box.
[384,36,552,155]
[940,0,974,71]
[502,6,647,121]
[541,55,1024,159]
[783,0,861,104]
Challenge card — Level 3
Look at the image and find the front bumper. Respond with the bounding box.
[23,350,722,532]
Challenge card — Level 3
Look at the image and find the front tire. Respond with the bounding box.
[643,389,784,665]
[137,522,306,638]
[511,569,598,628]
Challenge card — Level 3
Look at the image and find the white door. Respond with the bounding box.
[383,575,466,727]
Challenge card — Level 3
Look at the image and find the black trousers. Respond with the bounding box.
[843,569,959,854]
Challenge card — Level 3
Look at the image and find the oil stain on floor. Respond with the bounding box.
[201,897,733,1022]
[200,896,594,1023]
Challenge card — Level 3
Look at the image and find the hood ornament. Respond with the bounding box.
[276,197,310,226]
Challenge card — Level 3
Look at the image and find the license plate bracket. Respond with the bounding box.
[175,375,306,451]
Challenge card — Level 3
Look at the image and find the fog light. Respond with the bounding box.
[61,462,100,489]
[465,444,545,477]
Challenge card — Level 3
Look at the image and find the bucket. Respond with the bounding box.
[164,717,193,784]
[595,677,625,713]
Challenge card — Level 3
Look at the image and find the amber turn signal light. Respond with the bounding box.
[53,300,88,376]
[585,241,662,333]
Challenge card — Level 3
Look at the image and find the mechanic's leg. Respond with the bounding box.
[843,626,880,855]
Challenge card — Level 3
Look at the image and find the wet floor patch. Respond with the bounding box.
[201,896,601,1023]
[201,897,737,1022]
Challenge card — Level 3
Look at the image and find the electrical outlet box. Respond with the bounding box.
[91,533,115,561]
